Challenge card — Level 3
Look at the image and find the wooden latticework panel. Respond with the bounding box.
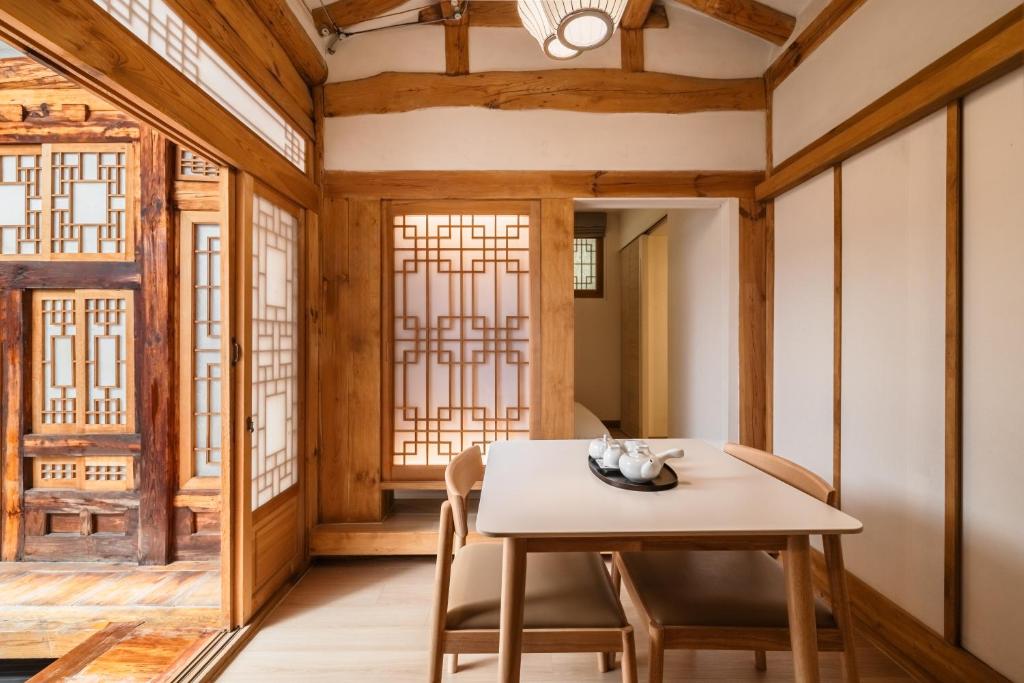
[392,211,532,469]
[573,236,603,296]
[180,214,224,482]
[177,147,221,181]
[250,195,298,509]
[32,290,135,434]
[32,455,134,491]
[49,144,131,258]
[0,146,43,257]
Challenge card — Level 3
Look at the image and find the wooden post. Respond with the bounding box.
[0,290,25,561]
[739,197,768,449]
[137,125,175,565]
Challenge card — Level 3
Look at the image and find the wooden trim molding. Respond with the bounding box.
[0,0,318,210]
[325,171,763,199]
[943,98,963,646]
[324,70,766,116]
[757,7,1024,200]
[832,165,842,507]
[810,553,1010,683]
[0,290,26,561]
[674,0,795,46]
[764,0,867,90]
[738,197,768,450]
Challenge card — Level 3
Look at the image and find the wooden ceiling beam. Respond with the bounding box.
[765,0,866,90]
[622,0,657,29]
[312,0,408,32]
[325,69,764,116]
[246,0,329,86]
[673,0,795,45]
[419,2,670,28]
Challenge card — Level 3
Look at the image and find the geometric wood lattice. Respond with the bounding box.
[32,289,135,434]
[177,147,221,181]
[32,455,135,491]
[250,194,298,509]
[573,236,603,297]
[180,214,224,482]
[0,143,134,261]
[392,210,532,469]
[0,146,43,257]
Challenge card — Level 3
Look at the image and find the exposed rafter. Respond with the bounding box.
[418,2,669,28]
[312,0,407,32]
[673,0,795,45]
[247,0,329,85]
[324,69,765,116]
[622,0,657,29]
[765,0,866,90]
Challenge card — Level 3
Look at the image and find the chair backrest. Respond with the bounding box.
[723,443,836,507]
[445,446,483,549]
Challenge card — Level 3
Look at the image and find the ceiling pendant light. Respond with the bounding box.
[517,0,627,59]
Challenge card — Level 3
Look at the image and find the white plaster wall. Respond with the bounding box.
[772,170,833,482]
[663,206,739,443]
[327,25,446,81]
[618,209,667,249]
[324,109,765,170]
[471,27,621,71]
[574,214,623,421]
[772,0,1020,163]
[840,110,946,634]
[645,4,774,78]
[961,67,1024,682]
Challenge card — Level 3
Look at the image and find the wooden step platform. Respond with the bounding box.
[27,621,220,683]
[310,496,495,556]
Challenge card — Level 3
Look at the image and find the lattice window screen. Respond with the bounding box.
[177,148,221,180]
[182,217,224,480]
[573,237,601,293]
[0,143,134,261]
[250,195,298,509]
[92,0,306,169]
[32,290,135,434]
[392,211,532,468]
[0,147,42,257]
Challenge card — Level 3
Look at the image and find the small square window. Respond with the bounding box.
[573,236,604,298]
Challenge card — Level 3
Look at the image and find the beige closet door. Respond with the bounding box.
[620,233,668,439]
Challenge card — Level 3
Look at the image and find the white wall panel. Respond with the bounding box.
[773,170,833,482]
[325,109,764,171]
[840,110,946,633]
[961,67,1024,682]
[772,0,1020,163]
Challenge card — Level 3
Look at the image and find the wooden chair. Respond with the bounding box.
[611,443,859,683]
[429,446,638,682]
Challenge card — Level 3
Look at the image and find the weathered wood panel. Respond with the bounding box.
[739,198,768,449]
[0,290,25,560]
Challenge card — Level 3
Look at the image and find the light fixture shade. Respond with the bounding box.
[517,0,627,59]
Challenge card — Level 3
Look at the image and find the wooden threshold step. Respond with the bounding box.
[310,497,495,556]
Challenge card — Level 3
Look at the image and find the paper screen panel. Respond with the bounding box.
[34,293,79,431]
[251,195,298,509]
[92,0,305,169]
[0,147,42,257]
[393,212,531,468]
[573,237,600,292]
[49,146,130,258]
[83,292,134,430]
[191,221,223,478]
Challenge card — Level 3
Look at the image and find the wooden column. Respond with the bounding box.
[137,125,176,565]
[532,199,575,439]
[833,165,843,506]
[739,197,768,450]
[317,196,386,522]
[0,290,25,561]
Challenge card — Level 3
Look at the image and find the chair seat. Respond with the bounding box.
[619,550,836,629]
[446,544,626,630]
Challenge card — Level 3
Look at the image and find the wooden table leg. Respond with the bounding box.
[784,535,821,682]
[498,537,527,683]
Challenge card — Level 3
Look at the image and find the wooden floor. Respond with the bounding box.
[219,557,913,682]
[0,561,222,659]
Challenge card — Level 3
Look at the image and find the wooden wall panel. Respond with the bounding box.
[251,486,299,615]
[532,199,575,439]
[317,197,386,522]
[0,290,25,560]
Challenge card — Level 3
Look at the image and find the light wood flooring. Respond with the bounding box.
[219,557,912,682]
[0,561,222,659]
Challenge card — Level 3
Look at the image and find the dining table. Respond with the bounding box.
[475,438,863,683]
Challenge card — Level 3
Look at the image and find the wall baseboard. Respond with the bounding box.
[810,552,1009,683]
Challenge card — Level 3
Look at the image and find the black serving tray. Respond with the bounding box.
[588,456,678,492]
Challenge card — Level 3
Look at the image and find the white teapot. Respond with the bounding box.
[617,445,685,483]
[588,433,615,460]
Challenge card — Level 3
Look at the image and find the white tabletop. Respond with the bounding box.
[476,439,863,538]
